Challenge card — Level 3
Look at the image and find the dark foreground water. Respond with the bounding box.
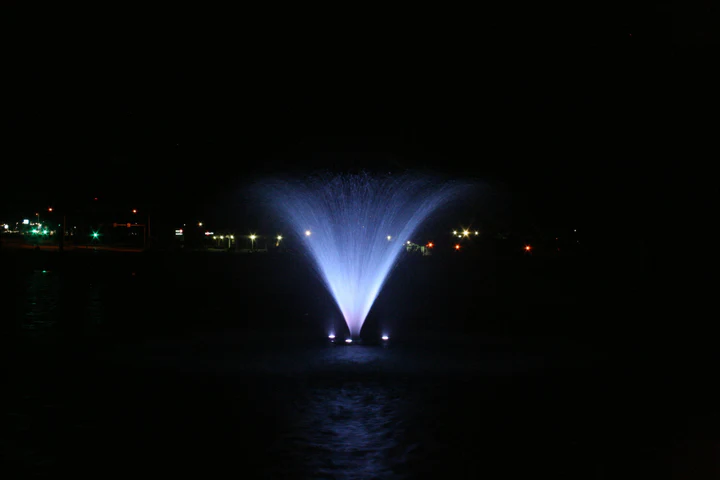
[2,249,718,478]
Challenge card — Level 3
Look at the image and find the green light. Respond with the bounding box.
[43,230,48,235]
[92,233,99,238]
[42,270,47,273]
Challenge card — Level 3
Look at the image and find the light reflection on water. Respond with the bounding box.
[21,270,60,335]
[18,269,103,339]
[276,379,410,479]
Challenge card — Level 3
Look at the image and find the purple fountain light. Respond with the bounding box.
[268,173,464,337]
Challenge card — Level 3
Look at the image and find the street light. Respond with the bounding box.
[249,234,256,250]
[276,235,282,247]
[132,209,137,214]
[198,222,203,227]
[48,207,53,212]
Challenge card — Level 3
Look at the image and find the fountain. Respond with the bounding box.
[266,172,465,338]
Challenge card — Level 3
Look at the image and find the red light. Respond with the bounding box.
[94,197,98,201]
[427,242,434,248]
[525,245,531,251]
[455,244,460,250]
[48,207,53,212]
[132,209,137,214]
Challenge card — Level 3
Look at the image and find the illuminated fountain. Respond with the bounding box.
[267,172,465,339]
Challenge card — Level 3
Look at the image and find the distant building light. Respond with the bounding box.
[175,229,183,236]
[406,241,411,244]
[23,219,29,225]
[198,222,203,227]
[3,224,7,229]
[205,231,214,235]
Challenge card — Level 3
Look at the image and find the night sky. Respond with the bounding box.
[1,4,715,238]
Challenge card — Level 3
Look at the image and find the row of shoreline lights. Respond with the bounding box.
[452,229,479,238]
[451,229,531,252]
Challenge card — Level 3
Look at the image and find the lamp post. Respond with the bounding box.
[49,207,66,251]
[276,235,282,247]
[250,234,256,251]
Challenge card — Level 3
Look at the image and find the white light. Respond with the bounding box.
[230,235,234,239]
[463,230,469,236]
[198,222,203,227]
[387,235,392,241]
[345,338,352,344]
[23,219,29,225]
[474,231,479,235]
[381,335,389,341]
[277,235,282,241]
[249,235,256,240]
[220,235,224,239]
[3,224,7,229]
[406,241,411,244]
[328,334,335,339]
[452,230,457,235]
[213,236,217,239]
[305,230,311,236]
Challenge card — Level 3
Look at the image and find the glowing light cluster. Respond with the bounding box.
[266,173,465,336]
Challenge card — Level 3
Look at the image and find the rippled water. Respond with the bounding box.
[3,251,720,478]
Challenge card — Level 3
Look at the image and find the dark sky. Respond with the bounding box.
[1,3,715,233]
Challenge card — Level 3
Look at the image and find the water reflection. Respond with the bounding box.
[275,348,411,480]
[21,270,60,336]
[15,267,104,341]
